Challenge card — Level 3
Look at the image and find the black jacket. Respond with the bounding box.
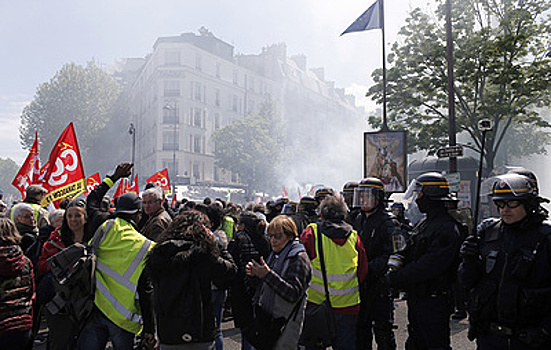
[353,208,397,282]
[459,213,551,338]
[390,205,462,297]
[147,239,236,345]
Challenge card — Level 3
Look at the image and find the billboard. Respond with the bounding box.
[364,130,407,192]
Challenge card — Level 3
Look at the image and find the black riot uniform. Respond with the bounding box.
[353,178,398,350]
[459,173,551,349]
[290,196,318,235]
[387,172,462,350]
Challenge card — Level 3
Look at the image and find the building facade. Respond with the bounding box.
[124,27,364,190]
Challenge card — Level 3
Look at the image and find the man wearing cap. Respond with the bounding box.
[459,173,551,349]
[9,184,50,228]
[79,162,156,350]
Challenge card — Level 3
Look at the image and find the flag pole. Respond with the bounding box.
[381,0,388,132]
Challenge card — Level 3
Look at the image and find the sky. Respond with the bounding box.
[0,0,437,165]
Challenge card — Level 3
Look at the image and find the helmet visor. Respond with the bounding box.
[353,188,379,211]
[492,176,533,199]
[403,179,422,203]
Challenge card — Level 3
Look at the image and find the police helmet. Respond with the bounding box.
[507,167,539,195]
[341,181,359,195]
[353,177,385,210]
[299,196,317,213]
[315,187,335,204]
[281,202,298,215]
[492,173,536,202]
[405,172,454,201]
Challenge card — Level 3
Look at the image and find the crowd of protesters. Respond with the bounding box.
[1,162,551,350]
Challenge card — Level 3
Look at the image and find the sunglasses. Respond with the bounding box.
[494,200,522,209]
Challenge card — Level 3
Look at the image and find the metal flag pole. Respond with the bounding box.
[381,0,388,131]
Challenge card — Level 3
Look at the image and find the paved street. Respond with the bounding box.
[34,298,474,349]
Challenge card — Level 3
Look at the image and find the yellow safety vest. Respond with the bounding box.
[306,223,360,308]
[221,216,234,239]
[94,218,155,334]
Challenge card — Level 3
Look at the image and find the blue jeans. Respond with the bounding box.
[77,309,134,350]
[211,289,227,350]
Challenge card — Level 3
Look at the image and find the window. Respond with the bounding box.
[193,135,202,153]
[192,108,202,127]
[162,159,179,176]
[163,106,179,124]
[165,51,180,65]
[216,62,221,78]
[233,70,238,85]
[191,82,206,102]
[195,54,202,70]
[215,89,221,107]
[162,130,179,151]
[214,113,220,130]
[193,163,200,180]
[164,80,180,97]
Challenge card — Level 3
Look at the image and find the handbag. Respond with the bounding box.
[299,226,337,347]
[243,295,302,350]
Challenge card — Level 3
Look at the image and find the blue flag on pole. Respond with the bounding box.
[341,0,383,36]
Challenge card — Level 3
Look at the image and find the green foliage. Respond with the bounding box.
[213,97,283,194]
[19,62,121,170]
[367,0,551,174]
[0,157,22,202]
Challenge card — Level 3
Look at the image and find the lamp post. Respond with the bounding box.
[163,104,178,197]
[128,123,136,176]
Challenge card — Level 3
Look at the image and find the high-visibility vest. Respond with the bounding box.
[94,218,155,334]
[10,202,42,223]
[306,223,360,308]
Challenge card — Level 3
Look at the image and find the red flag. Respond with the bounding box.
[298,187,302,199]
[126,175,139,195]
[282,186,288,198]
[12,133,40,198]
[170,192,177,208]
[113,178,128,199]
[86,172,101,195]
[146,168,172,194]
[39,123,86,207]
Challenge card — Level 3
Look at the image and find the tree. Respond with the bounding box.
[0,157,21,203]
[19,62,121,172]
[367,0,551,174]
[213,98,283,195]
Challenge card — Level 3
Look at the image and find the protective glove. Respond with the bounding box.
[518,327,549,347]
[460,235,480,260]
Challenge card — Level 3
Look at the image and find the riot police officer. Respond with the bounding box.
[352,178,399,350]
[342,181,361,224]
[386,172,462,350]
[459,173,551,349]
[290,196,318,235]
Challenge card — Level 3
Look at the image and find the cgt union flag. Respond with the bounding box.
[86,172,101,195]
[146,168,171,194]
[12,132,40,198]
[39,123,86,207]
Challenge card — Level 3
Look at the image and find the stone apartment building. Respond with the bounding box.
[123,27,364,191]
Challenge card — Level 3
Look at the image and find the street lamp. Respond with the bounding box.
[128,123,136,176]
[474,119,492,226]
[163,104,178,197]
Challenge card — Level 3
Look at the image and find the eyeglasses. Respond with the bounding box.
[494,200,522,209]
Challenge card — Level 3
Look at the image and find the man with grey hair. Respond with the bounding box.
[12,202,39,252]
[9,184,50,228]
[300,196,368,349]
[141,186,172,241]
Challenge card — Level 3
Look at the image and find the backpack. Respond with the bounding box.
[45,219,114,326]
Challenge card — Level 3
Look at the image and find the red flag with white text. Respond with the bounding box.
[86,172,101,195]
[39,123,86,207]
[12,133,40,198]
[146,168,171,194]
[113,178,128,199]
